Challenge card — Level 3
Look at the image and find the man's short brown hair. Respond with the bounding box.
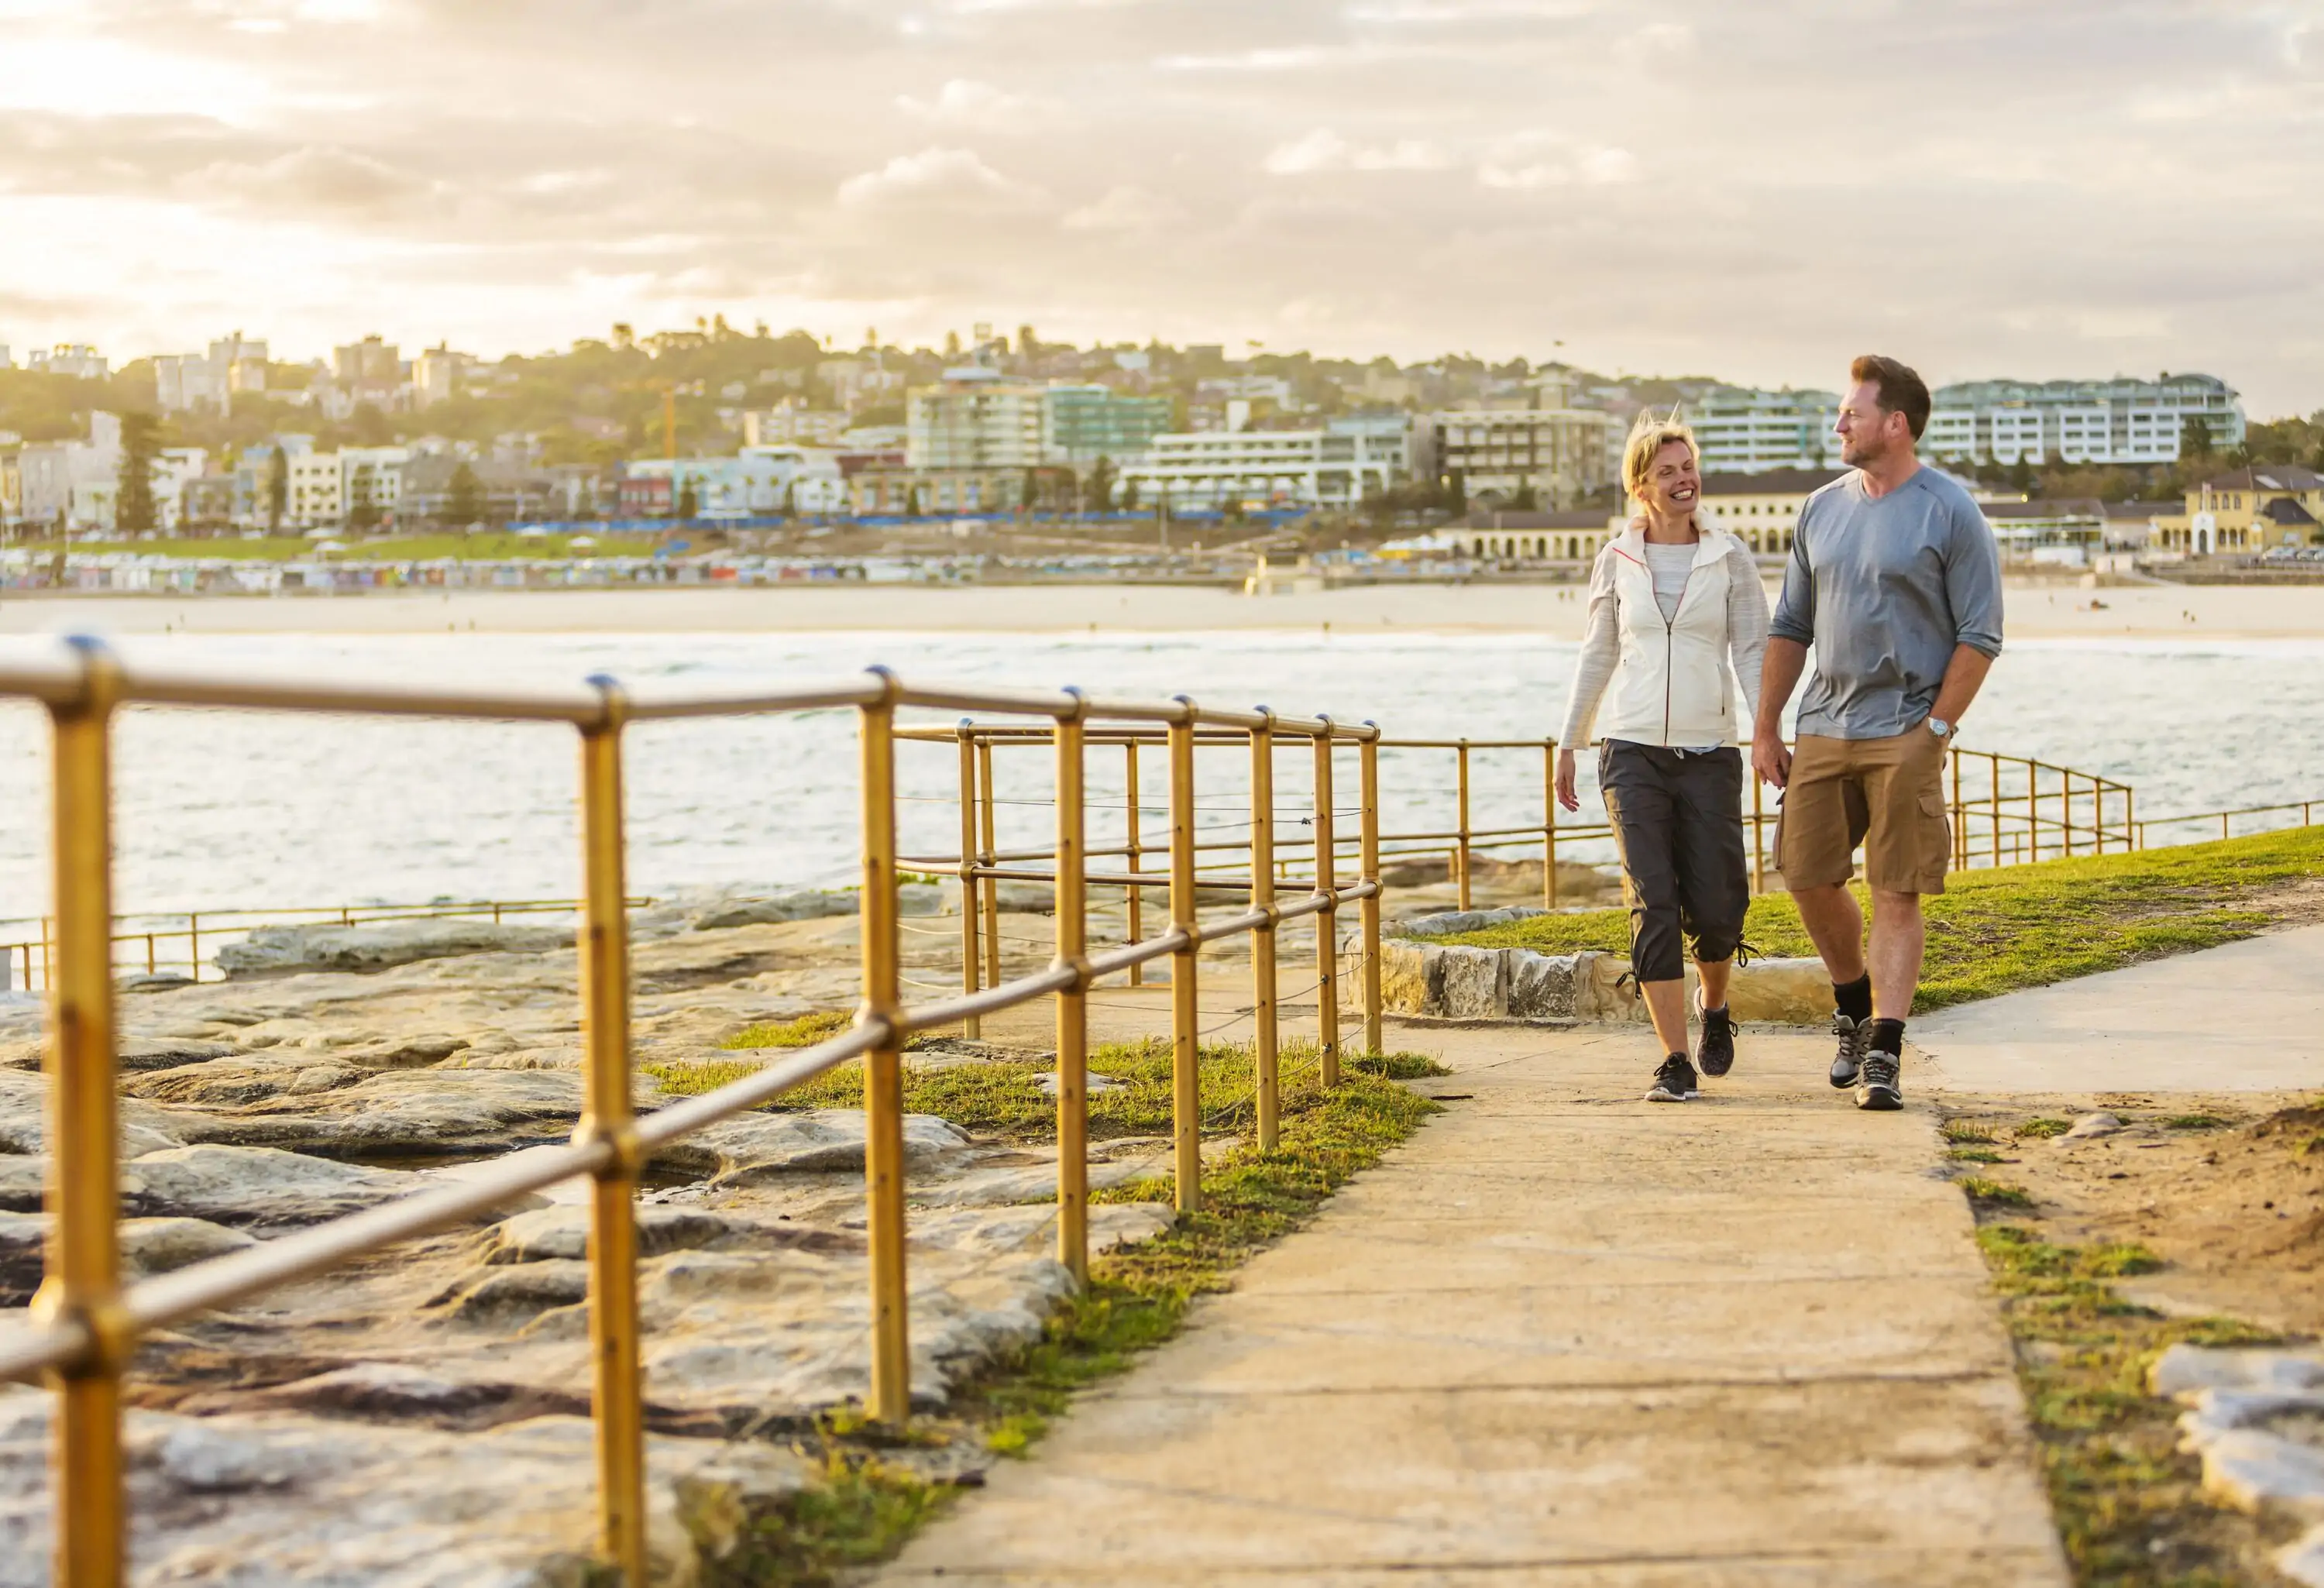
[1850,354,1931,442]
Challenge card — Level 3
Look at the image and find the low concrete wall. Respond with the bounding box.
[1383,941,1829,1025]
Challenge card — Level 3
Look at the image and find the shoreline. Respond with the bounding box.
[5,578,2323,640]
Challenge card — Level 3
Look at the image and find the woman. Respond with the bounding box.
[1556,411,1769,1102]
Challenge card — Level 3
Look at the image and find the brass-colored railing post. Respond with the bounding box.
[1052,693,1091,1281]
[1167,702,1200,1214]
[1542,737,1559,907]
[955,721,981,1038]
[858,671,912,1425]
[1953,748,1968,869]
[977,735,1001,994]
[187,913,201,982]
[1122,739,1146,986]
[576,679,646,1587]
[1454,739,1473,909]
[1313,719,1339,1089]
[1360,726,1383,1059]
[1249,711,1279,1150]
[2027,759,2039,863]
[1989,752,2002,868]
[36,635,126,1588]
[1751,768,1766,892]
[2128,787,2137,850]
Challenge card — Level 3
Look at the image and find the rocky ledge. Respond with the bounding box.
[2151,1343,2324,1586]
[0,894,1174,1585]
[1382,938,1830,1025]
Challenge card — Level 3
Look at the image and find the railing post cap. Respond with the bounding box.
[863,665,903,707]
[1054,685,1090,724]
[60,632,123,715]
[583,671,631,732]
[1169,693,1198,725]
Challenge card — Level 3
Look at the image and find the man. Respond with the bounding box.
[1752,355,2003,1111]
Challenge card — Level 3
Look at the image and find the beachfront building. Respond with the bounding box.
[1979,498,2108,566]
[1693,468,1845,554]
[1686,388,1845,473]
[1043,385,1173,468]
[287,451,343,528]
[1442,509,1617,563]
[617,449,848,519]
[1924,376,2244,467]
[2151,466,2324,557]
[847,464,1074,517]
[1423,404,1619,510]
[1116,416,1409,511]
[9,413,123,533]
[907,367,1047,471]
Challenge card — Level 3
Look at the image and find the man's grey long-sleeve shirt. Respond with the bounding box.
[1769,466,2005,739]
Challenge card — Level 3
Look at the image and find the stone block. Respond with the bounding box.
[1507,951,1581,1019]
[1722,957,1831,1025]
[1380,942,1440,1015]
[2281,1524,2324,1588]
[1575,951,1642,1023]
[1436,946,1508,1019]
[2153,1344,2324,1400]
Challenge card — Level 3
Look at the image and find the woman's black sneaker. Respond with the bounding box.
[1855,1051,1903,1111]
[1830,1013,1874,1089]
[1697,999,1737,1078]
[1645,1054,1699,1103]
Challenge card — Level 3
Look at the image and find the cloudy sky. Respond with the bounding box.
[3,0,2321,413]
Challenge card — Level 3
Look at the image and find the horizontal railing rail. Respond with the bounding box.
[0,634,1388,1588]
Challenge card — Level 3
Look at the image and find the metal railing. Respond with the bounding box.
[0,635,1386,1587]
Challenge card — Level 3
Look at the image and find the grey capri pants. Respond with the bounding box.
[1597,740,1750,983]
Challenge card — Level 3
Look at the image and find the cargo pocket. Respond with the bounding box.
[1917,789,1952,885]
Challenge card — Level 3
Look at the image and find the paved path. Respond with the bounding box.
[1915,923,2324,1094]
[876,1016,2069,1586]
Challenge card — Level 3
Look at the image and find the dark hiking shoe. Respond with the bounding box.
[1645,1054,1699,1103]
[1697,999,1737,1078]
[1855,1052,1903,1112]
[1830,1013,1873,1089]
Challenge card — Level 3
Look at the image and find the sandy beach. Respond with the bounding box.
[2,577,2320,641]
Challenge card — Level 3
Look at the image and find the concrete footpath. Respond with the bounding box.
[874,1018,2070,1586]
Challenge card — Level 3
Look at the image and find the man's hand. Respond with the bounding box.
[1753,727,1792,790]
[1554,748,1581,812]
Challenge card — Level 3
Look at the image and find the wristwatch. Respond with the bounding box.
[1927,716,1955,738]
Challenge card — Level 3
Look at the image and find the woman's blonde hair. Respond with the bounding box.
[1622,407,1700,504]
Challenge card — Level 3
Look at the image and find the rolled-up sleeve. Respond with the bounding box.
[1769,514,1817,646]
[1947,500,2006,658]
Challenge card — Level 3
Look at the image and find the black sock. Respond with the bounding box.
[1868,1018,1906,1057]
[1834,974,1872,1023]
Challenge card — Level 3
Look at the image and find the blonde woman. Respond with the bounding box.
[1556,411,1769,1102]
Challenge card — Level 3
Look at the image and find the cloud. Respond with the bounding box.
[1263,129,1456,174]
[1062,184,1185,232]
[187,145,431,213]
[1612,20,1695,66]
[835,146,1046,210]
[896,78,1054,132]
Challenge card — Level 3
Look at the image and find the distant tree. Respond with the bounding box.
[2007,456,2034,495]
[115,411,160,535]
[346,464,381,532]
[1086,455,1117,513]
[1445,468,1467,517]
[1122,477,1140,511]
[266,447,288,531]
[611,322,635,351]
[448,461,483,526]
[676,479,698,521]
[1511,479,1538,512]
[2181,414,2214,462]
[782,479,798,521]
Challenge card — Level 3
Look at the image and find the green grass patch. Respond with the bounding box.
[700,1043,1446,1584]
[2162,1114,2229,1131]
[653,1029,1418,1146]
[1959,1176,2036,1209]
[1434,825,2324,1012]
[33,531,660,562]
[1948,1146,2006,1164]
[1941,1119,1996,1144]
[2016,1117,2073,1140]
[1969,1220,2284,1584]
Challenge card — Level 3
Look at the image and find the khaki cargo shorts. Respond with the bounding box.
[1774,726,1951,895]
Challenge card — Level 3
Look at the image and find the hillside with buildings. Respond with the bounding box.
[0,322,2316,571]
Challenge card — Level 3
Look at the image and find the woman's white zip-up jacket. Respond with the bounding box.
[1557,518,1771,749]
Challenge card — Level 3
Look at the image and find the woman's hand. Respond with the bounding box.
[1554,748,1581,812]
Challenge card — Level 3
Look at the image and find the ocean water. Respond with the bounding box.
[1,628,2319,921]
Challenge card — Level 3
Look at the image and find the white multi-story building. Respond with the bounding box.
[411,347,471,408]
[288,452,344,527]
[153,334,267,416]
[1686,388,1845,473]
[1117,416,1409,510]
[26,344,108,381]
[626,449,849,517]
[745,405,851,448]
[906,368,1047,470]
[340,446,410,524]
[1924,376,2243,466]
[11,413,122,530]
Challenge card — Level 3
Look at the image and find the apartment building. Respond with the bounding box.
[745,404,851,448]
[1424,404,1619,509]
[1116,416,1408,510]
[1686,388,1845,473]
[287,451,343,527]
[1926,375,2244,466]
[1044,386,1173,466]
[907,368,1047,470]
[153,333,267,416]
